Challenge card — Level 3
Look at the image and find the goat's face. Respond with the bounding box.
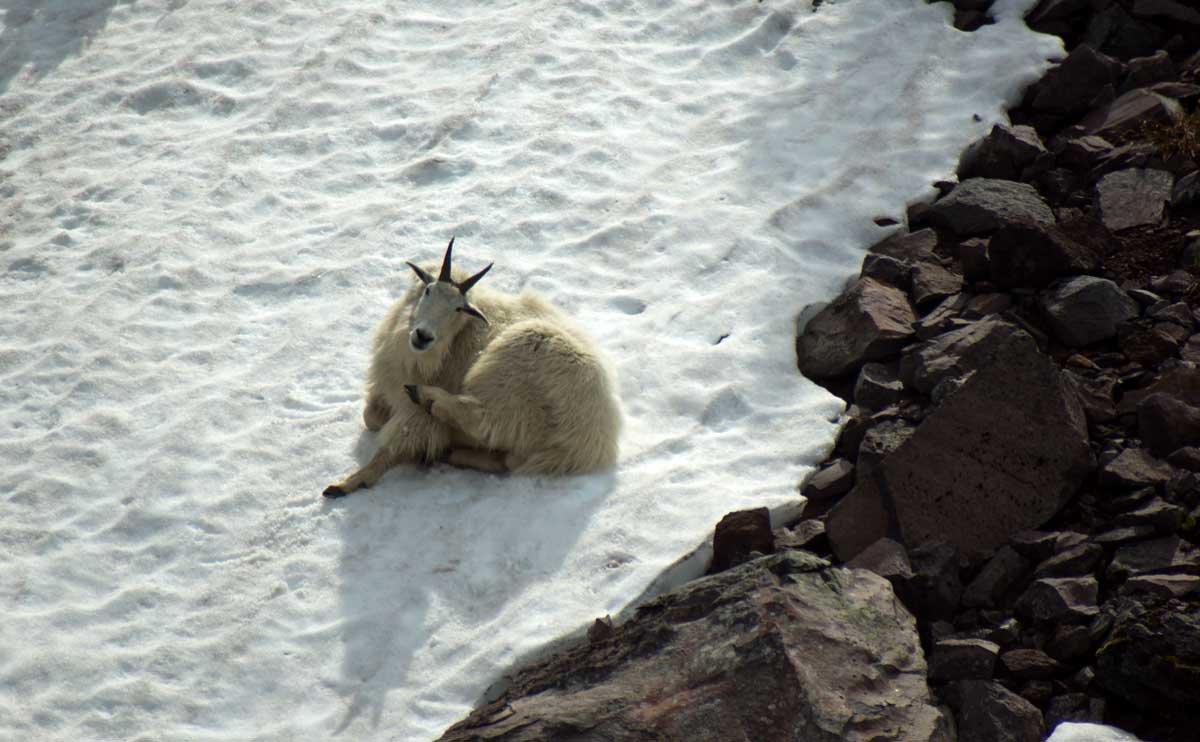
[406,237,492,354]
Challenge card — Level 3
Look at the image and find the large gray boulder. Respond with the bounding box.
[1096,168,1175,232]
[1039,276,1139,347]
[437,552,952,742]
[797,277,916,379]
[830,328,1093,561]
[927,178,1055,236]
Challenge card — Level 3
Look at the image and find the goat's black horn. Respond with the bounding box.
[457,262,493,294]
[439,237,455,282]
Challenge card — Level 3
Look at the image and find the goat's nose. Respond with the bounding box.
[415,328,434,344]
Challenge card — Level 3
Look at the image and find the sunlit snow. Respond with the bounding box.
[0,1,1061,739]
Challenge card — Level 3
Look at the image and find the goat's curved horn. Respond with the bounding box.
[407,261,435,285]
[457,262,493,294]
[439,236,455,283]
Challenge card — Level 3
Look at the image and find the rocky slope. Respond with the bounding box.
[437,2,1200,740]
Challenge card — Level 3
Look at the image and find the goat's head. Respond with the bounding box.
[405,237,493,354]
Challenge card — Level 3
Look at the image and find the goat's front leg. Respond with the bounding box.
[404,385,486,436]
[323,447,395,498]
[363,392,392,432]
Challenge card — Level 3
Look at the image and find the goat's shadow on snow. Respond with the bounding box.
[0,1,133,96]
[324,429,614,734]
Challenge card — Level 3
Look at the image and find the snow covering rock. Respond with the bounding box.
[1039,276,1139,347]
[796,277,917,379]
[927,178,1055,236]
[437,552,952,742]
[1096,168,1175,231]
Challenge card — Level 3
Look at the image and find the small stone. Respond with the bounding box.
[1148,301,1194,330]
[846,537,913,581]
[861,253,910,289]
[797,277,917,379]
[1049,624,1094,663]
[710,508,774,573]
[1139,393,1200,457]
[1039,276,1139,347]
[853,363,904,411]
[856,419,914,479]
[1099,447,1175,488]
[911,262,964,307]
[1001,648,1066,680]
[1082,89,1183,141]
[1109,534,1200,579]
[914,296,969,340]
[1119,322,1183,366]
[957,124,1051,182]
[929,638,1001,681]
[1093,525,1159,545]
[1119,573,1200,598]
[988,222,1099,289]
[1045,693,1089,730]
[1149,270,1197,297]
[1173,171,1200,208]
[1010,530,1060,562]
[1119,50,1176,93]
[800,459,855,502]
[1033,543,1103,578]
[963,546,1033,608]
[776,518,827,552]
[958,238,990,281]
[943,680,1045,742]
[1058,135,1113,172]
[1168,446,1200,471]
[1114,496,1185,533]
[1015,577,1099,623]
[1029,44,1121,118]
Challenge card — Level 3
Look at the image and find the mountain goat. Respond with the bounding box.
[323,238,621,497]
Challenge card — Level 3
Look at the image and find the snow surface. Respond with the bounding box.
[1048,723,1149,742]
[0,1,1061,739]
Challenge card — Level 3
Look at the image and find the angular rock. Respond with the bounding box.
[437,553,953,742]
[1168,446,1200,471]
[1029,44,1122,119]
[1094,525,1159,545]
[1109,535,1200,579]
[1119,573,1200,598]
[958,124,1051,182]
[1119,322,1184,366]
[846,537,913,581]
[776,518,827,552]
[900,317,1020,395]
[1148,301,1194,330]
[1009,530,1062,563]
[879,332,1092,560]
[896,541,964,622]
[862,252,910,289]
[943,680,1045,742]
[929,638,1000,681]
[1114,497,1185,533]
[1058,135,1113,172]
[1099,448,1175,488]
[1132,0,1200,26]
[928,178,1054,236]
[987,222,1099,289]
[854,362,904,411]
[869,227,938,263]
[1121,366,1200,417]
[710,508,774,573]
[964,293,1012,319]
[800,458,856,502]
[1001,648,1065,680]
[1139,393,1200,458]
[1063,370,1118,424]
[911,262,964,308]
[1084,3,1168,59]
[963,546,1033,608]
[1082,89,1183,140]
[1039,276,1139,347]
[958,238,990,281]
[1094,598,1200,720]
[1150,270,1198,297]
[1033,543,1103,579]
[1119,51,1176,94]
[1015,577,1099,623]
[1048,624,1094,663]
[1096,168,1174,232]
[857,419,916,479]
[1173,171,1200,207]
[915,296,969,340]
[797,277,917,379]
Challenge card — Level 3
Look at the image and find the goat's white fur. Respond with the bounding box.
[324,245,620,496]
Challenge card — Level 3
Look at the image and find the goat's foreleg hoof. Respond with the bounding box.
[323,484,349,498]
[404,384,432,414]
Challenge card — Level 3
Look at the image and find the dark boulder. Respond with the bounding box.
[987,221,1099,289]
[1094,598,1200,721]
[437,553,953,742]
[797,277,916,379]
[709,508,774,573]
[1096,168,1174,232]
[957,124,1051,182]
[1138,393,1200,457]
[927,178,1054,237]
[1039,276,1139,347]
[1082,89,1183,141]
[1027,45,1121,119]
[943,680,1045,742]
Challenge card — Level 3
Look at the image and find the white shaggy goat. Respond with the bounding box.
[323,238,621,497]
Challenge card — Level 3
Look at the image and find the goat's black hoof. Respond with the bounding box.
[404,384,421,405]
[323,485,347,498]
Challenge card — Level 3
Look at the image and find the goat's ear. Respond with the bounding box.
[459,303,489,324]
[407,261,435,285]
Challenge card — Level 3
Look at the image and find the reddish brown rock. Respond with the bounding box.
[797,277,916,379]
[709,508,773,573]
